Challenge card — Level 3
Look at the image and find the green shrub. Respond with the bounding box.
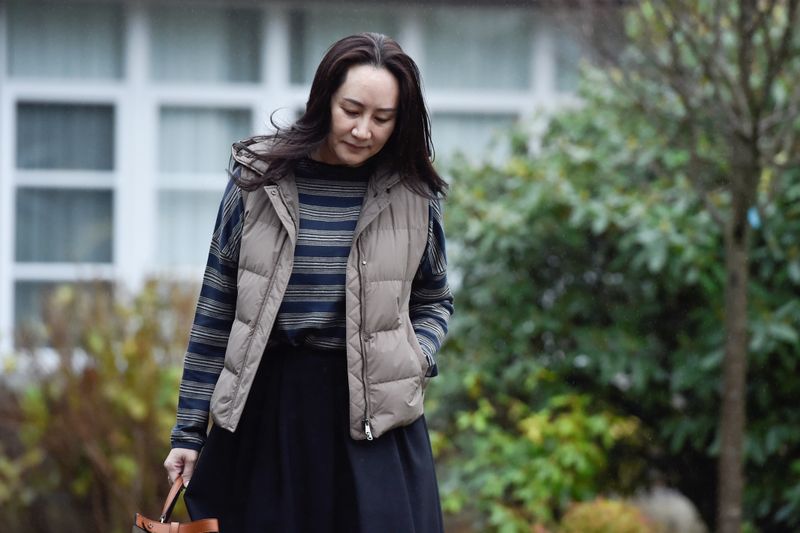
[431,64,800,531]
[0,280,197,533]
[432,389,643,530]
[559,498,657,533]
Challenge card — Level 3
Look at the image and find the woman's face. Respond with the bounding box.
[313,64,399,167]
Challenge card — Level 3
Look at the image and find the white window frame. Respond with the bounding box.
[0,0,584,352]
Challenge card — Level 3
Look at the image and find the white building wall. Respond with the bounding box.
[0,0,585,352]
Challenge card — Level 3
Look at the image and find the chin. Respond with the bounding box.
[337,152,371,167]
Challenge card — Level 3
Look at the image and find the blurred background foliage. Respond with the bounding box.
[0,281,196,532]
[427,60,800,532]
[558,498,658,533]
[1,1,799,532]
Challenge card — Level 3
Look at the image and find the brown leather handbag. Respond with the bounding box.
[132,476,219,533]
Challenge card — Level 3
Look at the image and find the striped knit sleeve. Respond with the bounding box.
[409,197,454,378]
[170,177,244,450]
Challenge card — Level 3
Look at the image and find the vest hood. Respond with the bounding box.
[230,136,273,175]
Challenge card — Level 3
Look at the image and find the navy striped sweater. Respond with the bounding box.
[172,158,454,450]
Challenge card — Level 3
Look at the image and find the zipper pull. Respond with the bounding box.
[364,419,374,441]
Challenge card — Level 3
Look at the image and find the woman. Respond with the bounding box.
[164,32,453,532]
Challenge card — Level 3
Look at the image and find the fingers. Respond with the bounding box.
[164,460,180,486]
[181,459,195,487]
[163,448,199,487]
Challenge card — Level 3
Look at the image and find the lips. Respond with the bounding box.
[344,141,369,150]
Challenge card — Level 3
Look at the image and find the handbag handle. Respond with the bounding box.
[133,475,218,533]
[160,476,187,523]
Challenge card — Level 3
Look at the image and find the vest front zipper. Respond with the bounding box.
[356,238,374,441]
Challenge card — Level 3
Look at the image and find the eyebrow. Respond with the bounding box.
[342,97,396,113]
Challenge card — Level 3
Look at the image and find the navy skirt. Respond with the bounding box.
[184,343,444,533]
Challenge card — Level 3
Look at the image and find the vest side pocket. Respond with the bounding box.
[363,280,403,333]
[406,323,431,386]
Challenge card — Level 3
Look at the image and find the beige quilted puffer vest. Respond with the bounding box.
[210,141,430,440]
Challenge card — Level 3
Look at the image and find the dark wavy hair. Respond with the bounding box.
[231,32,447,197]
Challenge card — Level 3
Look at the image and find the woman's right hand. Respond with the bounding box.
[164,447,199,487]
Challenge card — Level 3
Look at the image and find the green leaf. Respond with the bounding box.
[767,322,799,344]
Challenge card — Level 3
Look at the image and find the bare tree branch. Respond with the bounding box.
[647,126,729,228]
[684,129,730,229]
[759,0,800,110]
[665,0,751,136]
[561,0,631,71]
[700,190,728,228]
[753,0,778,61]
[759,82,800,133]
[763,116,800,181]
[552,0,796,215]
[771,153,800,193]
[551,1,690,127]
[658,2,700,113]
[759,96,800,166]
[737,0,759,130]
[712,0,724,59]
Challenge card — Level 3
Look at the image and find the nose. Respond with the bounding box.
[351,120,371,140]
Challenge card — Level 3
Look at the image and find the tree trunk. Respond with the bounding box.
[717,199,750,533]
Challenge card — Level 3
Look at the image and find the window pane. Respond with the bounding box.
[158,107,252,174]
[555,32,584,93]
[157,191,222,266]
[7,2,123,79]
[289,8,398,84]
[150,6,261,83]
[14,281,113,344]
[432,113,517,163]
[422,8,532,90]
[16,103,114,170]
[16,188,113,263]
